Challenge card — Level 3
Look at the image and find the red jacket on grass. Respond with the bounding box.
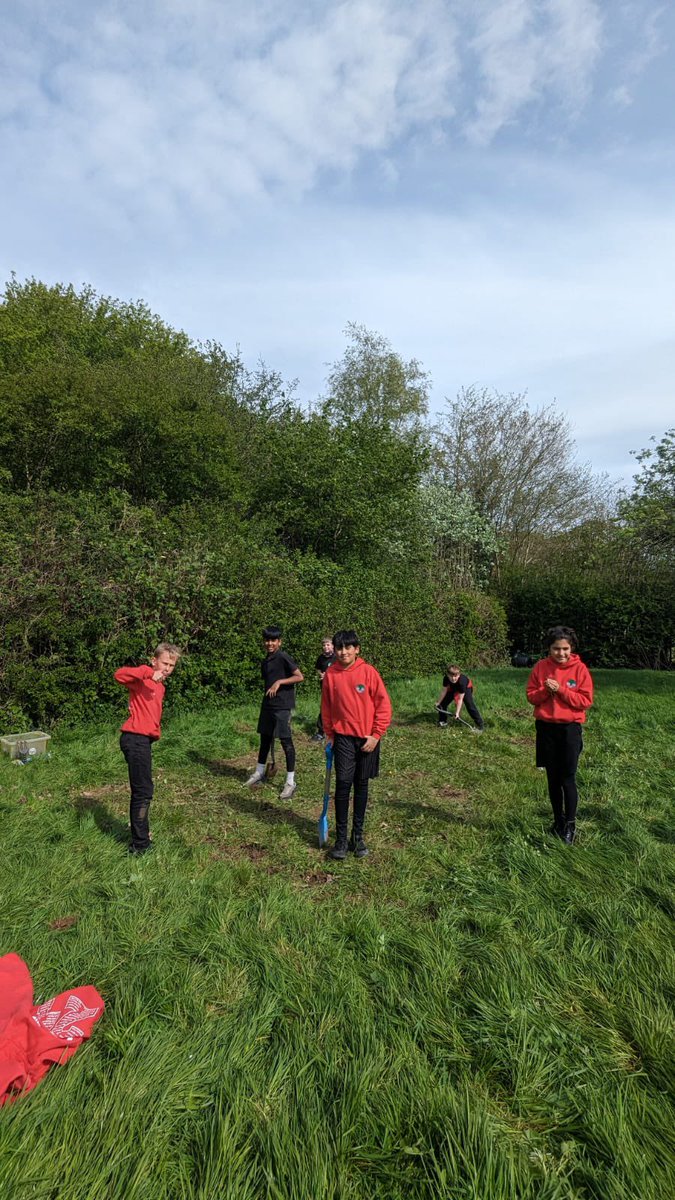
[321,659,392,742]
[0,954,104,1105]
[115,665,166,739]
[526,654,593,723]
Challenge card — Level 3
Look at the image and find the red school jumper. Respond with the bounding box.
[0,954,104,1105]
[114,665,165,738]
[526,653,593,723]
[321,658,392,742]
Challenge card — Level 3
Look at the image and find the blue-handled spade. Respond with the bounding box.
[318,742,332,847]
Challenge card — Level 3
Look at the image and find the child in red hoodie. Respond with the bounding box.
[115,643,181,855]
[321,630,392,860]
[526,626,593,845]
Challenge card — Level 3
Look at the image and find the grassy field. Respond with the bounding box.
[0,669,673,1200]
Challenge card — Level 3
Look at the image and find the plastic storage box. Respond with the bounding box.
[1,731,51,760]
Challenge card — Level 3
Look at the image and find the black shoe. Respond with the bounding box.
[550,822,566,840]
[129,843,154,856]
[311,732,325,742]
[330,836,348,861]
[348,835,369,858]
[563,822,576,846]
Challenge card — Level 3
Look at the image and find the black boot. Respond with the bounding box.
[563,821,576,846]
[330,827,349,860]
[348,824,369,858]
[550,819,566,840]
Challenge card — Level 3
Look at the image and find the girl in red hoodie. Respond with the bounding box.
[321,630,392,860]
[526,626,593,845]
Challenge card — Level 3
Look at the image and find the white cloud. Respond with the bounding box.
[3,0,658,226]
[465,0,604,143]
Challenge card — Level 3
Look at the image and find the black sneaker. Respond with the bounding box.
[348,834,369,858]
[330,837,348,861]
[128,843,154,857]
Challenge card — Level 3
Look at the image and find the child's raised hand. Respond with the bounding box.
[152,669,166,682]
[545,677,559,693]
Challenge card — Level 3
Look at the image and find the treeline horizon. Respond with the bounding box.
[0,277,672,728]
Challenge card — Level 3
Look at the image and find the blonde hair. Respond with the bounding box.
[447,664,461,675]
[154,642,182,660]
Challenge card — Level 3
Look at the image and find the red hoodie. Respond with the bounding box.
[526,653,593,724]
[114,665,165,739]
[321,659,392,741]
[0,953,104,1106]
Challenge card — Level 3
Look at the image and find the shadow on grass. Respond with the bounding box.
[390,796,487,828]
[647,818,675,844]
[75,796,129,844]
[581,803,626,834]
[221,789,318,847]
[187,750,248,782]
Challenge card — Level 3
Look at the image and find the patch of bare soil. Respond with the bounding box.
[438,785,470,803]
[302,870,338,886]
[79,784,125,802]
[49,915,79,931]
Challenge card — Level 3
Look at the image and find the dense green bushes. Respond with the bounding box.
[0,489,508,727]
[499,571,673,668]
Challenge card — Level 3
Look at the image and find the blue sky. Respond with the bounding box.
[2,0,673,483]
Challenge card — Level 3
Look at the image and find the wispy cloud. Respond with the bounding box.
[464,0,604,144]
[2,0,662,224]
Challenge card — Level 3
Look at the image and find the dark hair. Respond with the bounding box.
[546,625,578,651]
[333,629,360,650]
[262,626,282,640]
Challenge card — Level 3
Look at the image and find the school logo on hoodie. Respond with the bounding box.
[567,679,576,687]
[355,684,365,693]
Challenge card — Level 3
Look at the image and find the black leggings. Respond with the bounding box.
[536,721,583,826]
[259,733,295,772]
[335,779,369,835]
[546,765,579,825]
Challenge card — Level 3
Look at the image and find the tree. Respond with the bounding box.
[417,483,499,588]
[245,325,432,564]
[433,387,610,568]
[620,428,675,566]
[0,277,252,510]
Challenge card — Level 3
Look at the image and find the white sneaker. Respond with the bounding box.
[245,772,264,788]
[279,781,297,801]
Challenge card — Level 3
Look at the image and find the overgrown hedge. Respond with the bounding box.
[0,490,508,728]
[499,573,673,669]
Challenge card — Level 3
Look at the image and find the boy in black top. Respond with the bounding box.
[436,665,484,730]
[246,626,304,800]
[311,636,336,741]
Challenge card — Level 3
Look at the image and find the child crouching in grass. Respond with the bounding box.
[115,643,181,855]
[526,625,593,845]
[321,630,392,860]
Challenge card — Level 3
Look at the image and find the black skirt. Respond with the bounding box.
[535,720,583,773]
[333,733,381,784]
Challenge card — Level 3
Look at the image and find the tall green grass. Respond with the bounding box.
[0,671,673,1199]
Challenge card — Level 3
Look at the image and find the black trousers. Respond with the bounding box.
[120,732,154,850]
[439,687,483,728]
[535,720,583,826]
[333,734,380,836]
